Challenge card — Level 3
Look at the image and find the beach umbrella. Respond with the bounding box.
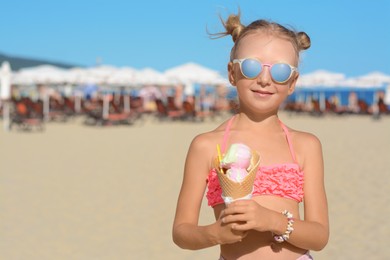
[64,65,117,85]
[63,67,88,85]
[164,62,228,85]
[165,63,229,112]
[340,74,390,89]
[1,61,12,131]
[297,70,346,87]
[135,68,173,86]
[1,61,11,99]
[106,67,137,87]
[83,65,118,85]
[349,72,390,87]
[13,64,68,85]
[105,67,137,113]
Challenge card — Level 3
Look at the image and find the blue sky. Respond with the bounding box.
[1,0,389,77]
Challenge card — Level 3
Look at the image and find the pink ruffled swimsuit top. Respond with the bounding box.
[206,117,304,207]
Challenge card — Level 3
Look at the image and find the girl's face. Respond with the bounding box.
[228,32,299,115]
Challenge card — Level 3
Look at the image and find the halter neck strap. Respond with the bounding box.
[221,116,235,153]
[279,120,298,163]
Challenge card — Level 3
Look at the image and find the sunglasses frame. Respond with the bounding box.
[232,58,298,84]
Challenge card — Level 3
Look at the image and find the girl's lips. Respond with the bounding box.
[252,89,273,97]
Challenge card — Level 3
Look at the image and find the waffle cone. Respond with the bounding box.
[215,150,260,200]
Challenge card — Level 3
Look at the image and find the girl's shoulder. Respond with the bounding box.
[189,118,231,151]
[193,118,231,141]
[283,125,323,157]
[186,119,231,168]
[282,126,323,172]
[284,124,321,146]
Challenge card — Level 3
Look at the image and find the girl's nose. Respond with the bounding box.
[256,66,272,85]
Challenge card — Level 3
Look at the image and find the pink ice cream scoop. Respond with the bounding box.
[226,168,249,182]
[220,143,252,183]
[221,143,252,169]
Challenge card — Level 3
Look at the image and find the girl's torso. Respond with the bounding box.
[206,115,307,259]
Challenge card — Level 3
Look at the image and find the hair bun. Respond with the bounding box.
[223,14,245,43]
[296,31,311,50]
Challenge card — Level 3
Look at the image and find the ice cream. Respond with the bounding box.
[221,143,252,169]
[220,143,252,182]
[216,143,260,204]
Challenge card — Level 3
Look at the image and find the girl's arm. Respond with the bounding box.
[172,134,246,250]
[259,133,329,250]
[285,133,329,250]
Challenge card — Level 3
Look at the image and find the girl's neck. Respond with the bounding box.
[234,112,281,131]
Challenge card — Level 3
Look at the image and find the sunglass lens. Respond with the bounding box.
[270,63,292,83]
[241,59,262,79]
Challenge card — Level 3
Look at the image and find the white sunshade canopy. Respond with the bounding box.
[134,68,174,86]
[164,62,228,85]
[13,64,68,85]
[344,72,390,87]
[1,61,12,99]
[105,67,137,87]
[297,70,346,87]
[297,70,390,89]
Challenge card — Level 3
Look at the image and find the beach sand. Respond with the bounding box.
[1,112,389,259]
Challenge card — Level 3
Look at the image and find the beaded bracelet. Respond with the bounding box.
[273,210,294,243]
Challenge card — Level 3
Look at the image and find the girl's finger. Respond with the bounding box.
[232,222,251,231]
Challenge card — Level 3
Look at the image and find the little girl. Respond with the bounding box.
[173,11,329,260]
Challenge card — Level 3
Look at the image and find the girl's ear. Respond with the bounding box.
[288,72,299,95]
[228,62,236,86]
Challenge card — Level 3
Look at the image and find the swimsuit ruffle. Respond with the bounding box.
[206,164,304,207]
[253,164,304,202]
[206,169,223,207]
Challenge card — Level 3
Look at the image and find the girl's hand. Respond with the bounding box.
[214,211,248,244]
[220,200,272,232]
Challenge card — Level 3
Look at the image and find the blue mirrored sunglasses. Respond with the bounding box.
[232,58,298,84]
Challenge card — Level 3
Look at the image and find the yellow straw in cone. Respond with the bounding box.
[216,144,223,174]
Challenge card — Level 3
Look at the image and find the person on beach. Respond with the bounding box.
[173,11,329,260]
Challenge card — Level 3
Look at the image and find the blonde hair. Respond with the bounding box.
[211,12,311,62]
